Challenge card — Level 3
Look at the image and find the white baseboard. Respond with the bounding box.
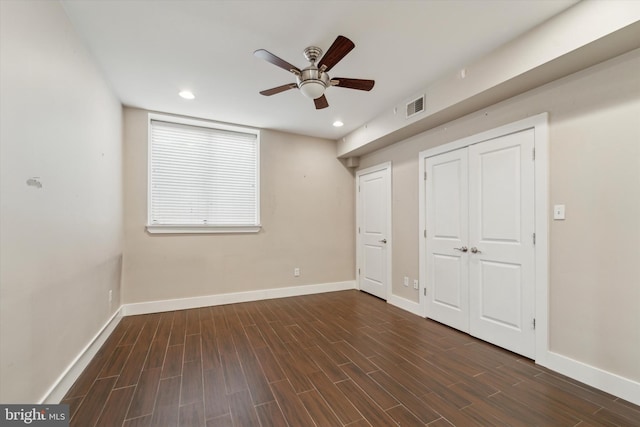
[540,350,640,406]
[388,294,423,317]
[41,308,123,404]
[122,280,357,316]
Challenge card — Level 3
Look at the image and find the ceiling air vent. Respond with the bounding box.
[406,95,425,118]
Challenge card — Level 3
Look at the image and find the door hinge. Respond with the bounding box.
[533,233,536,245]
[358,227,361,234]
[358,185,360,192]
[358,268,360,275]
[424,229,427,238]
[532,148,536,161]
[424,171,427,180]
[424,288,426,296]
[532,318,536,330]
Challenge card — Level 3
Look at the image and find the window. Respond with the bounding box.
[147,114,260,234]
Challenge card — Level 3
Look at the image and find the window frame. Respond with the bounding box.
[146,113,261,234]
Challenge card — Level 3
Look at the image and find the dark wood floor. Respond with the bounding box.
[62,290,640,426]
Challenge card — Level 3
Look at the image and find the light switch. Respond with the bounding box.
[553,204,565,220]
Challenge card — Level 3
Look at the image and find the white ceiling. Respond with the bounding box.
[61,0,578,140]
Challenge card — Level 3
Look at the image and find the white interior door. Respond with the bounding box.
[468,129,536,358]
[423,129,536,358]
[425,149,469,331]
[357,164,391,300]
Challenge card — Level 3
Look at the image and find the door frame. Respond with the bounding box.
[418,113,549,363]
[356,162,392,300]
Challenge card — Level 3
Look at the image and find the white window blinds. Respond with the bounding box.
[148,117,259,233]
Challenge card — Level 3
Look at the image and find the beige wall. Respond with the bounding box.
[0,1,123,402]
[359,49,640,382]
[122,108,355,304]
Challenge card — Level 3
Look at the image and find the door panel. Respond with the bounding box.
[363,245,384,288]
[433,160,464,239]
[478,145,522,242]
[358,166,390,300]
[468,129,535,358]
[478,261,521,329]
[425,149,469,331]
[432,254,463,309]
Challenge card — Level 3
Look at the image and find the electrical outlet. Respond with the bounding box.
[403,276,409,287]
[294,267,300,277]
[108,289,113,303]
[413,280,419,290]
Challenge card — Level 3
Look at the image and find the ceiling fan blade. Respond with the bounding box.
[318,35,355,72]
[259,83,298,96]
[254,49,301,74]
[314,95,329,109]
[332,78,375,91]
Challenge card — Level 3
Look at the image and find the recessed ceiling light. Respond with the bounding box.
[179,90,195,100]
[333,120,344,127]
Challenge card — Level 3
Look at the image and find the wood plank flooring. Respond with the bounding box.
[62,290,640,426]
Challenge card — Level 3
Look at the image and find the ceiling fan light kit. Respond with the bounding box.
[299,79,327,99]
[255,35,375,109]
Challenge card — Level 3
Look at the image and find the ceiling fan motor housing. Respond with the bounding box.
[297,65,330,99]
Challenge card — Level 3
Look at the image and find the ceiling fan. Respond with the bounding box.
[254,35,375,110]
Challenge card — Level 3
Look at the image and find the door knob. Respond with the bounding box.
[379,239,387,244]
[453,246,468,252]
[470,247,481,253]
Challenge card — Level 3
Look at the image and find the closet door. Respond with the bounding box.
[423,128,536,358]
[468,129,536,358]
[425,148,469,332]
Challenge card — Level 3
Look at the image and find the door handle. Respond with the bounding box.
[379,239,387,244]
[470,247,482,254]
[453,246,468,252]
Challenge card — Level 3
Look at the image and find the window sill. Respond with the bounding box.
[146,225,261,234]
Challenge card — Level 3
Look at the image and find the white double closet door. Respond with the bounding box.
[425,129,536,358]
